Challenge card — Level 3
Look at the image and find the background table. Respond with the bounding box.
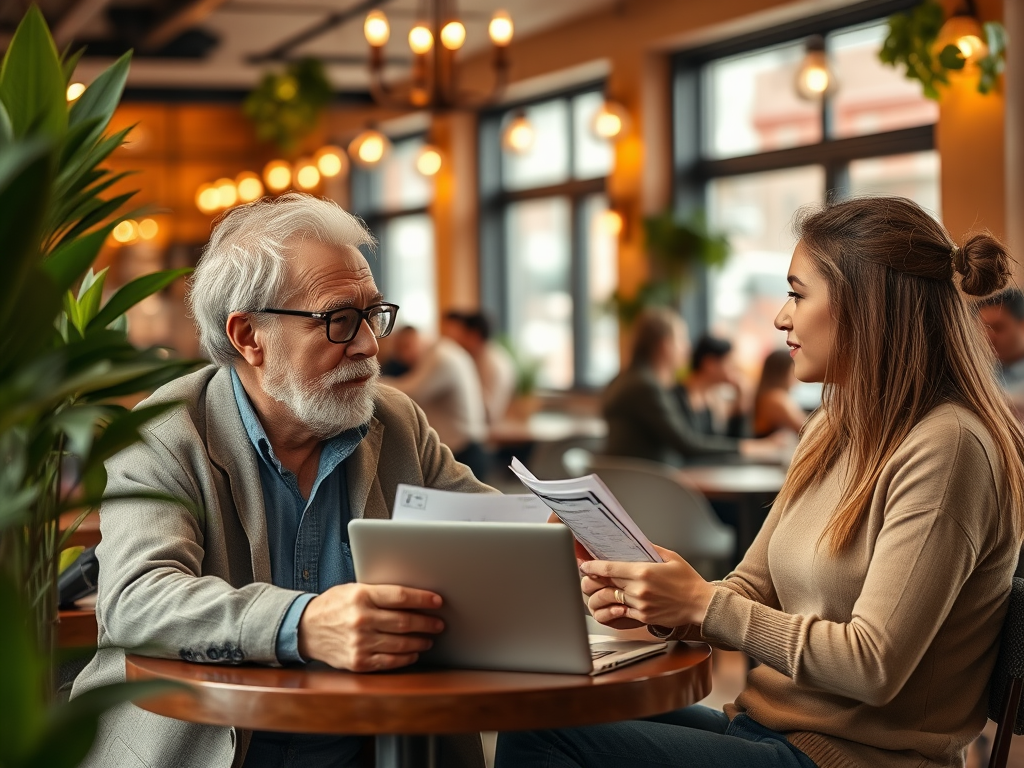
[678,465,787,560]
[127,642,712,767]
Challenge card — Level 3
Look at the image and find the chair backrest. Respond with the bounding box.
[990,577,1024,733]
[526,436,605,481]
[585,455,735,563]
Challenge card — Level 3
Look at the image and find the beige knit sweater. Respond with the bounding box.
[695,403,1018,768]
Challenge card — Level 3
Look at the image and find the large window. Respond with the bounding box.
[351,135,438,336]
[480,87,619,390]
[674,2,939,380]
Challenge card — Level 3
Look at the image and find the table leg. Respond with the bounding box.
[375,734,436,768]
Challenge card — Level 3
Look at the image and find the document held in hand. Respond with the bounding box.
[509,457,663,563]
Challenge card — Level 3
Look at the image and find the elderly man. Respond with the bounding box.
[72,194,491,768]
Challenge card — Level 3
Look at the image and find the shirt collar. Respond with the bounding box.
[229,367,368,481]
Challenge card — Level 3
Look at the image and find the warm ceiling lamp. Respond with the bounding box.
[215,178,238,208]
[591,100,630,141]
[315,145,348,178]
[295,158,321,189]
[795,34,837,101]
[502,110,534,154]
[112,219,140,244]
[599,209,624,237]
[138,218,160,240]
[349,127,390,167]
[236,171,264,203]
[363,3,513,109]
[196,183,220,214]
[937,6,988,66]
[416,145,443,176]
[264,160,292,192]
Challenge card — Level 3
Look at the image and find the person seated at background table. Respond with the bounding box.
[676,334,749,438]
[383,324,490,479]
[978,287,1024,418]
[71,194,490,768]
[602,307,778,467]
[497,196,1024,768]
[443,309,517,427]
[752,349,807,437]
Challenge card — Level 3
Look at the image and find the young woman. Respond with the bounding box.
[752,349,806,437]
[496,197,1024,768]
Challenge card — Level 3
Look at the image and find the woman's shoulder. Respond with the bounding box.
[909,403,997,453]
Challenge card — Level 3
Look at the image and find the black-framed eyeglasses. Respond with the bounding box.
[253,303,399,344]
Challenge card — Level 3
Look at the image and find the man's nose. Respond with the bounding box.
[346,318,380,358]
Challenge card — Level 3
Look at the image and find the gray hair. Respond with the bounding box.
[187,193,376,367]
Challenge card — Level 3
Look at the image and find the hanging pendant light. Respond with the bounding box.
[502,110,535,154]
[591,99,630,142]
[416,144,443,177]
[936,9,988,66]
[349,127,391,168]
[795,35,837,101]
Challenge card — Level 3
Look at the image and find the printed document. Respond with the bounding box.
[509,457,662,563]
[392,484,552,523]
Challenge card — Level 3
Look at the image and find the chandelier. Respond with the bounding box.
[362,1,514,110]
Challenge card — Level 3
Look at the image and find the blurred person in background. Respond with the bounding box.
[752,349,808,437]
[677,335,749,438]
[443,310,516,426]
[384,325,489,478]
[978,287,1024,416]
[602,307,781,467]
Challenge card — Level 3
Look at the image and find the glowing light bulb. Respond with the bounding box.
[264,160,292,192]
[600,210,624,237]
[66,82,86,101]
[502,113,534,154]
[489,10,513,46]
[937,14,989,66]
[440,21,466,51]
[295,159,321,189]
[794,39,836,101]
[591,100,630,141]
[112,219,140,244]
[215,178,238,208]
[315,146,347,178]
[138,218,159,240]
[409,24,433,55]
[364,10,390,46]
[235,171,264,202]
[349,129,390,167]
[416,145,443,176]
[196,184,221,214]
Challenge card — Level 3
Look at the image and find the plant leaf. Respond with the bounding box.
[938,44,965,70]
[58,546,84,574]
[0,575,46,764]
[0,6,68,140]
[69,51,131,140]
[88,268,192,331]
[0,100,11,147]
[42,221,119,293]
[60,46,85,87]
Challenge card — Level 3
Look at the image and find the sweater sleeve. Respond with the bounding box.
[700,421,996,707]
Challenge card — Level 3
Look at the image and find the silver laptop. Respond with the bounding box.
[348,519,667,675]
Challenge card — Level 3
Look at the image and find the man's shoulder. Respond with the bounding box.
[127,365,229,453]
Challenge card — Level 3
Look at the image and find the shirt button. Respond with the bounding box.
[302,569,310,580]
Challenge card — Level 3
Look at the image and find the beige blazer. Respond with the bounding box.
[72,365,492,768]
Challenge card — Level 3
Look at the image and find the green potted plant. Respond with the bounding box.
[0,9,198,760]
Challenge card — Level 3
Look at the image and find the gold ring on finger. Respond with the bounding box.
[614,588,626,605]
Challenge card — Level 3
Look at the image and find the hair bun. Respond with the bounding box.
[957,231,1014,296]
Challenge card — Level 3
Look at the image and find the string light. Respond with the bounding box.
[440,21,466,51]
[416,145,443,176]
[502,111,534,154]
[264,160,292,192]
[236,171,264,202]
[138,218,159,240]
[315,146,347,178]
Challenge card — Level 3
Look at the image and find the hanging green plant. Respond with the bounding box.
[243,58,333,153]
[878,0,1006,99]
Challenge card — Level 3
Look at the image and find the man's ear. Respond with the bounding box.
[225,312,264,367]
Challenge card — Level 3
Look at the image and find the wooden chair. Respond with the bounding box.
[988,577,1024,768]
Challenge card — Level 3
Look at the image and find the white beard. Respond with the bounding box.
[262,354,381,440]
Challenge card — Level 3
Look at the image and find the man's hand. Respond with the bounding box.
[297,583,444,672]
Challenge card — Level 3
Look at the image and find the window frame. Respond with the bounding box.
[478,80,614,391]
[672,0,935,335]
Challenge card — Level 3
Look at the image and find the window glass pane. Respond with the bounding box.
[573,91,614,179]
[848,150,941,218]
[381,214,436,337]
[582,194,619,387]
[706,165,825,379]
[703,43,821,159]
[506,198,573,389]
[502,99,570,191]
[829,23,939,139]
[377,136,432,212]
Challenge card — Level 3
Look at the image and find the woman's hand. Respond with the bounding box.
[578,545,717,631]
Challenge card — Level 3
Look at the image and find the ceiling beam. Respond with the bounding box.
[53,0,115,47]
[248,0,391,64]
[141,0,231,52]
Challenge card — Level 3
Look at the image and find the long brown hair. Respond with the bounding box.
[756,349,795,398]
[776,196,1024,554]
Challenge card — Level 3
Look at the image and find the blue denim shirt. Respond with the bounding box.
[231,370,368,767]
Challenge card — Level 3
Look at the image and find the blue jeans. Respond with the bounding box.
[495,706,819,768]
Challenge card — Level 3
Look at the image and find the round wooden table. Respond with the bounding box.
[127,642,712,767]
